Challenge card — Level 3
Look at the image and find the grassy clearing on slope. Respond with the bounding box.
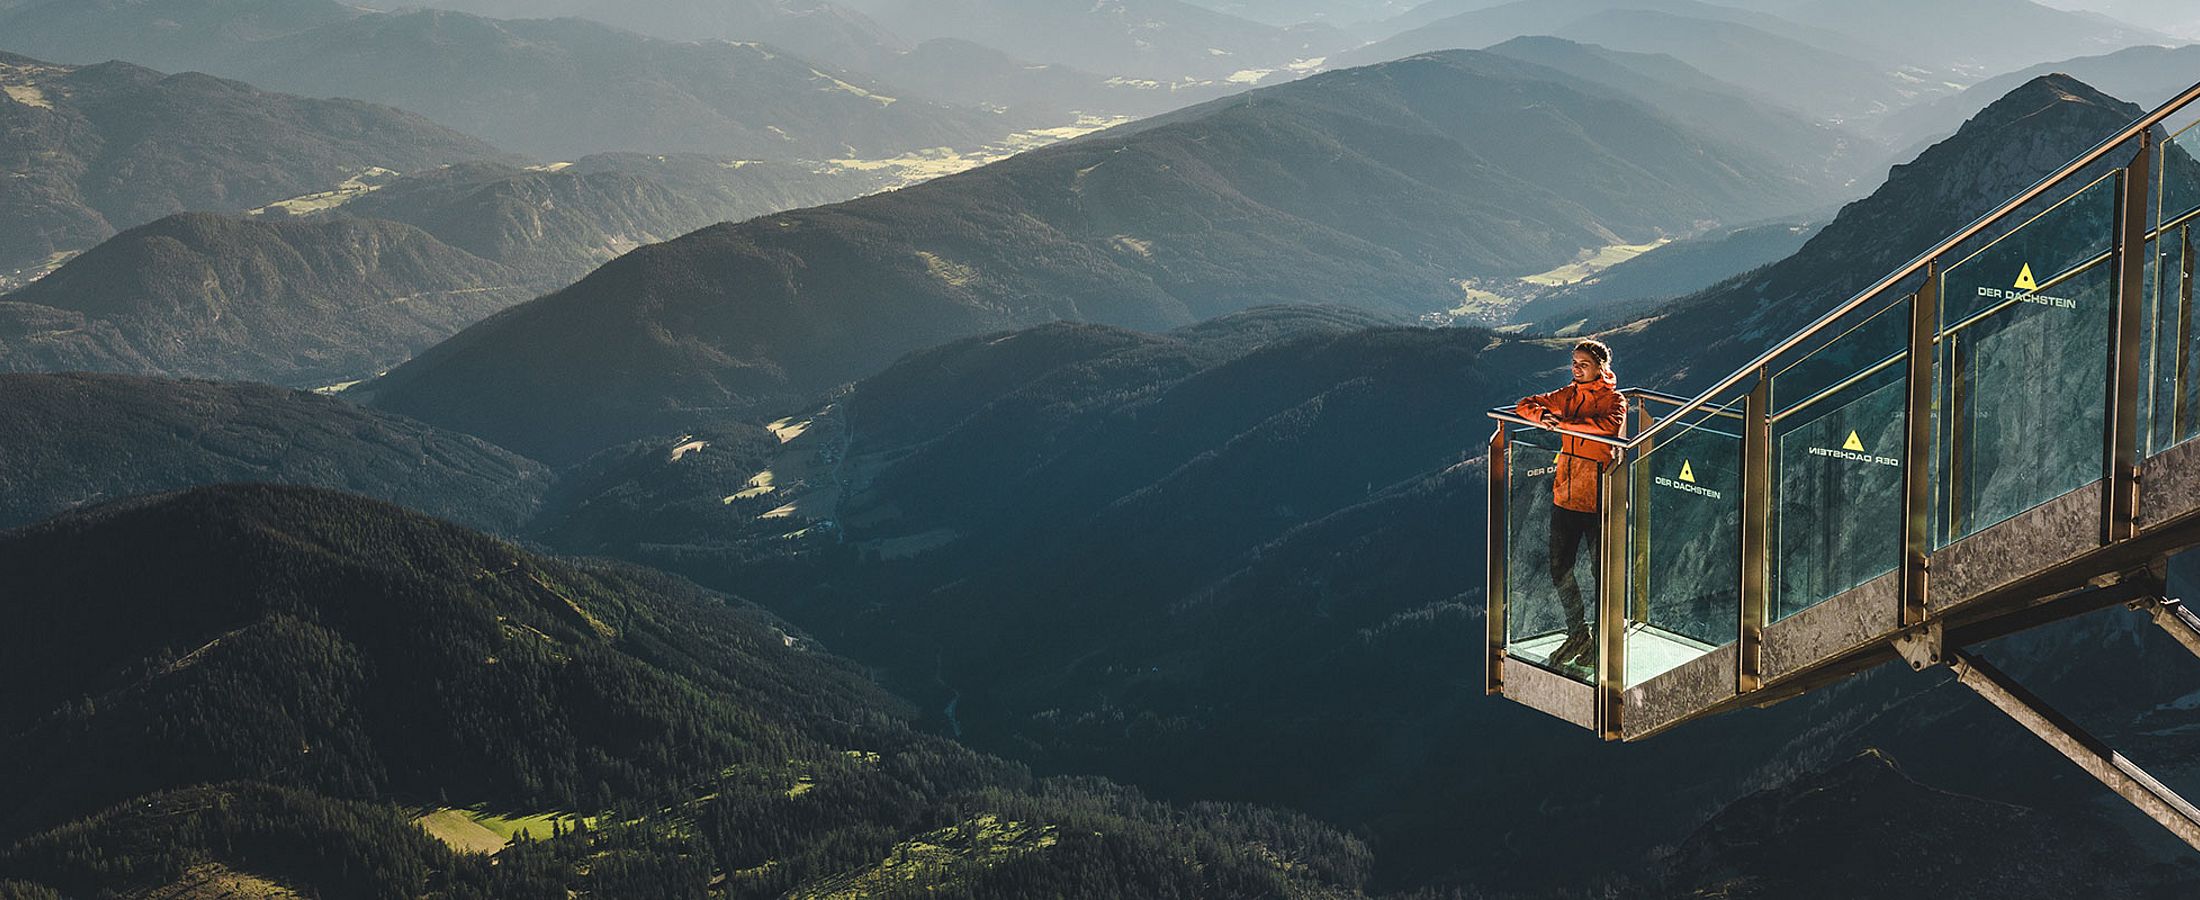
[1518,239,1671,286]
[414,806,602,853]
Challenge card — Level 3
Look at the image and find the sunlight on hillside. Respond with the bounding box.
[247,167,403,216]
[820,115,1133,188]
[669,436,709,461]
[768,416,812,443]
[148,864,299,899]
[1518,238,1672,286]
[917,250,978,286]
[810,68,896,107]
[2,83,50,108]
[0,58,62,109]
[790,814,1060,899]
[0,249,80,293]
[416,807,602,855]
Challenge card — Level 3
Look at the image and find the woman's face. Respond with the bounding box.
[1571,350,1604,384]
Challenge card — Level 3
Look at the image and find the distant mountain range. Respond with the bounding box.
[0,51,500,284]
[2049,0,2200,39]
[0,0,1022,159]
[1773,0,2175,71]
[361,47,1857,463]
[833,0,1339,82]
[1616,74,2147,388]
[867,37,1245,118]
[312,155,898,289]
[1341,0,1951,121]
[406,0,906,73]
[1883,42,2200,151]
[3,139,925,386]
[1187,0,1412,27]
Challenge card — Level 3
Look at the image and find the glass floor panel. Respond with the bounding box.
[1510,629,1595,682]
[1510,625,1718,685]
[1625,624,1719,685]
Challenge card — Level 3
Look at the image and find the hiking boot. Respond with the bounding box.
[1550,628,1593,669]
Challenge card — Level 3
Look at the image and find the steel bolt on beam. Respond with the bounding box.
[2132,597,2200,659]
[1948,649,2200,852]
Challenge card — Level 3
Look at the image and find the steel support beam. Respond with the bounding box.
[1901,268,1940,624]
[1487,427,1509,696]
[2133,597,2200,659]
[1949,649,2200,852]
[1739,374,1772,693]
[2107,135,2153,543]
[1597,456,1632,741]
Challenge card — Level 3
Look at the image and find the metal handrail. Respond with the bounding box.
[1484,386,1745,438]
[1493,79,2200,450]
[1488,410,1630,447]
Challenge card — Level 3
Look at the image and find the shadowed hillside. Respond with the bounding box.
[0,484,1374,898]
[0,373,550,532]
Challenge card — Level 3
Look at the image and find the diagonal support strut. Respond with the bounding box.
[2132,597,2200,659]
[1948,649,2200,851]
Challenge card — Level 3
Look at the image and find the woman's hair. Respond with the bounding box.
[1573,339,1612,368]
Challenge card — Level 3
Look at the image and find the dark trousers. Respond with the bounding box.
[1548,507,1598,632]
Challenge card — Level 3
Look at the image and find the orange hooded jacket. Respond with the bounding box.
[1515,370,1626,513]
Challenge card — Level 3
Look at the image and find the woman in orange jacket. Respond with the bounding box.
[1514,339,1625,669]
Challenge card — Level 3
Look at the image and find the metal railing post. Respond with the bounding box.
[1597,453,1631,740]
[2107,134,2152,543]
[1631,404,1653,623]
[1739,374,1772,692]
[1487,427,1509,696]
[1901,270,1940,625]
[2176,226,2193,440]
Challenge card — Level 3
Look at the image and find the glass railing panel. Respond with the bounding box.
[1624,399,1744,687]
[2144,115,2200,454]
[2147,229,2196,455]
[1937,172,2120,546]
[1769,296,1911,620]
[1505,428,1598,683]
[2160,118,2200,239]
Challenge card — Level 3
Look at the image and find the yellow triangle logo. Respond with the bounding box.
[1679,461,1696,483]
[1844,431,1865,452]
[2014,263,2038,291]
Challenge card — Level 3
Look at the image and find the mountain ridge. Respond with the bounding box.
[363,47,1855,463]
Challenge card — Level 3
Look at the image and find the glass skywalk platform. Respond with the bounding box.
[1486,80,2200,850]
